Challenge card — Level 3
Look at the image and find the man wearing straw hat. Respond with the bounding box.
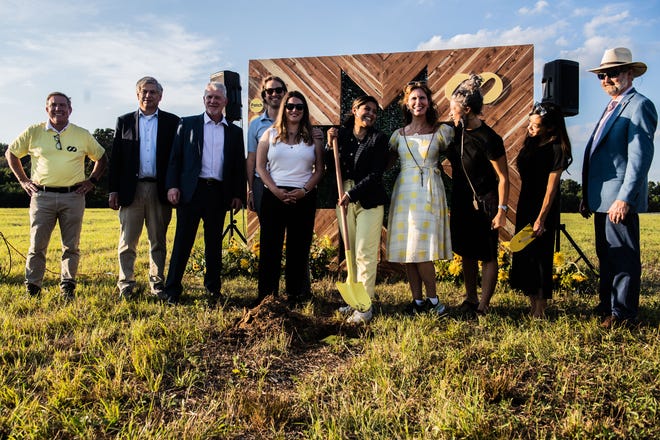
[580,47,657,328]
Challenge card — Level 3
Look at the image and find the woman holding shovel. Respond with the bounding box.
[326,96,389,324]
[387,82,454,316]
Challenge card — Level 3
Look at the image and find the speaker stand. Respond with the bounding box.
[222,210,247,244]
[554,223,598,277]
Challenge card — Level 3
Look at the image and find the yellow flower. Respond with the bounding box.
[553,252,565,267]
[572,273,587,283]
[448,259,462,277]
[240,258,249,269]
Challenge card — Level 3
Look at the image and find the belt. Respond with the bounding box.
[138,177,157,182]
[198,178,222,185]
[38,185,81,193]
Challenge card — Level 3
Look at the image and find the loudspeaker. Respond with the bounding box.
[212,70,242,121]
[542,59,579,117]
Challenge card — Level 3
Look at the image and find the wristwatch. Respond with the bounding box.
[89,176,99,185]
[498,204,508,212]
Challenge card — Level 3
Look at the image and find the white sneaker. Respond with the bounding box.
[338,304,354,314]
[346,307,373,324]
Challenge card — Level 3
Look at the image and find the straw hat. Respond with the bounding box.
[588,47,647,77]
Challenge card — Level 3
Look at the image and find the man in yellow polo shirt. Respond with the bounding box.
[5,92,107,299]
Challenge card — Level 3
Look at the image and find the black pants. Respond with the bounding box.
[165,181,226,298]
[258,187,316,298]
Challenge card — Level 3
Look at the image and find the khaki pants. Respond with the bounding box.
[336,180,384,300]
[26,191,85,287]
[117,182,172,292]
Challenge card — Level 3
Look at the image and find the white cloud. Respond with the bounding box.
[518,1,548,15]
[0,16,229,139]
[417,23,567,52]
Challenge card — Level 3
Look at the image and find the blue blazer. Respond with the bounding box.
[166,114,246,208]
[582,88,657,213]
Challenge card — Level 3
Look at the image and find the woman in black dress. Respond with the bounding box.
[510,102,572,317]
[445,74,510,317]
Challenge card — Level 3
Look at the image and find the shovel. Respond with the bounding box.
[332,138,372,312]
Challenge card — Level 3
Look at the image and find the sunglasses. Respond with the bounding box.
[285,103,304,111]
[54,134,62,150]
[265,87,284,95]
[597,69,624,80]
[530,101,548,116]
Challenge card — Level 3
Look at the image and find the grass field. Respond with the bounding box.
[0,209,658,439]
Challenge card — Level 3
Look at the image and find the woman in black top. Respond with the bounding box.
[510,102,572,317]
[326,96,389,324]
[445,74,510,316]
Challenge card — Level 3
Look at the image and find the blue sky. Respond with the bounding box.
[1,0,659,182]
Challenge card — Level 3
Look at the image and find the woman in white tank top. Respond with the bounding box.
[254,91,324,306]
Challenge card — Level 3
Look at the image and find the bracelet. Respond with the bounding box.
[89,176,99,185]
[498,204,508,211]
[302,186,309,195]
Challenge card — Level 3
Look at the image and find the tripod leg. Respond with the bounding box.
[559,225,599,276]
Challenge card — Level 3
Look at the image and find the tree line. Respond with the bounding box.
[2,128,660,212]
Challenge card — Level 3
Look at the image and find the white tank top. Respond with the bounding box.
[267,130,316,187]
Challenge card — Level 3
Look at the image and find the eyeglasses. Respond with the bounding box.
[285,103,304,111]
[597,69,623,80]
[265,87,284,95]
[54,134,62,150]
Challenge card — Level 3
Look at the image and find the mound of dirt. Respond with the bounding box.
[226,295,362,345]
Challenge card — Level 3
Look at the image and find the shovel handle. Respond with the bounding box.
[332,138,352,253]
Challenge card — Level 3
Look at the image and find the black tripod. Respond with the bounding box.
[554,223,599,277]
[222,210,247,244]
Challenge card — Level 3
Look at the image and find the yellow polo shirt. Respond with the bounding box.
[9,123,105,187]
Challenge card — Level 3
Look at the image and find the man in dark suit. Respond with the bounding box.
[108,76,180,299]
[161,81,246,304]
[580,47,657,328]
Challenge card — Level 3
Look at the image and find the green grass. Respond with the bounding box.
[0,209,658,439]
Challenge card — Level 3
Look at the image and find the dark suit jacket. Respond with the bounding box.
[166,114,246,208]
[582,88,657,213]
[108,109,180,206]
[325,125,389,209]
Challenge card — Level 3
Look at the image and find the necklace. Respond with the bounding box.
[286,129,299,148]
[401,129,436,187]
[406,124,429,136]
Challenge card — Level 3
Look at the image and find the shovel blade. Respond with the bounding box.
[336,280,371,312]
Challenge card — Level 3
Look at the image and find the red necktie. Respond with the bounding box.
[607,100,618,112]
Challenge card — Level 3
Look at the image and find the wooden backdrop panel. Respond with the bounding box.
[247,44,534,246]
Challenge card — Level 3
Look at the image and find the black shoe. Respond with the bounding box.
[206,289,224,306]
[150,282,165,297]
[119,286,135,300]
[26,283,41,297]
[157,290,179,305]
[456,300,479,318]
[406,300,428,315]
[60,282,75,301]
[426,298,448,317]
